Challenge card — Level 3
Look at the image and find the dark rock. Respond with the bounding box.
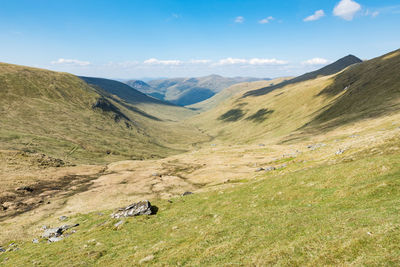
[0,247,5,252]
[16,186,33,192]
[182,191,193,196]
[111,200,156,218]
[264,166,276,171]
[255,167,264,172]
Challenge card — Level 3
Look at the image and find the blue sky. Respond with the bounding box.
[0,0,399,79]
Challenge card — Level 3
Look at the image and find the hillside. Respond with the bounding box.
[0,63,207,164]
[79,76,197,121]
[136,75,267,106]
[189,77,291,112]
[244,55,362,97]
[190,50,399,144]
[1,49,400,266]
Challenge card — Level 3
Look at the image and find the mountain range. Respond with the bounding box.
[2,48,400,266]
[126,75,268,106]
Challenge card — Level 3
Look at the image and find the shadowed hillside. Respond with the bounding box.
[244,55,362,97]
[0,63,207,164]
[190,50,399,145]
[304,49,400,130]
[189,78,291,112]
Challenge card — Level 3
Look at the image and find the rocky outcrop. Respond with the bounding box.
[111,200,156,219]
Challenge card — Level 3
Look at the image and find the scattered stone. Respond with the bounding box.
[182,191,193,196]
[0,247,5,253]
[336,149,346,155]
[32,239,39,244]
[255,167,264,172]
[41,224,79,239]
[42,225,48,230]
[211,144,217,147]
[111,200,156,218]
[48,236,63,243]
[114,220,124,228]
[264,166,276,172]
[59,216,68,221]
[151,173,161,177]
[258,143,265,147]
[307,143,326,151]
[349,134,360,138]
[172,226,178,230]
[139,255,155,264]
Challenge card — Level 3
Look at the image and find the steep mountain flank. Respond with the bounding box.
[244,55,362,97]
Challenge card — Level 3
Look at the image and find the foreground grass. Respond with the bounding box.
[1,139,400,266]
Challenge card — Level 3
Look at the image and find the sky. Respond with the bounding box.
[0,0,399,79]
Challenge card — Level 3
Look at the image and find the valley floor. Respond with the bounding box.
[1,112,400,265]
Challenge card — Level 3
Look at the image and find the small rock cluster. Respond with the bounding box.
[41,223,79,243]
[307,143,326,151]
[111,200,156,219]
[0,243,19,253]
[335,149,346,155]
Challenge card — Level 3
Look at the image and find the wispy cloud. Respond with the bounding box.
[259,16,274,24]
[234,16,244,23]
[302,57,329,65]
[333,0,361,21]
[215,57,288,66]
[51,58,90,66]
[143,58,182,65]
[304,10,325,22]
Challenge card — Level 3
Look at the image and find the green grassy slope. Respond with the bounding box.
[306,49,400,129]
[0,63,207,164]
[244,55,361,97]
[191,49,399,144]
[188,78,291,112]
[2,134,400,266]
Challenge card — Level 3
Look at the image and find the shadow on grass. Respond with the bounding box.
[246,108,274,123]
[218,109,245,122]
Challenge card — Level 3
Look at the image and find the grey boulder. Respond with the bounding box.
[111,200,155,218]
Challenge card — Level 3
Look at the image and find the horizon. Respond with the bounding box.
[1,0,399,79]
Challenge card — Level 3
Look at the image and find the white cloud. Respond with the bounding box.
[143,58,182,65]
[259,16,274,24]
[216,58,247,65]
[215,57,288,66]
[304,10,325,21]
[302,58,330,65]
[51,58,90,66]
[234,16,244,23]
[190,59,212,64]
[248,58,288,65]
[333,0,361,21]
